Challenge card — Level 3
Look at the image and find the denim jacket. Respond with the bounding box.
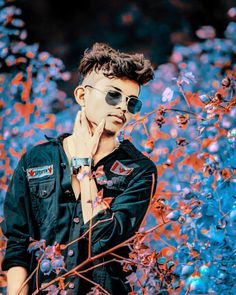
[1,133,158,294]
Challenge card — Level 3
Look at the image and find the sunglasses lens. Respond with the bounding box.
[128,97,142,114]
[105,91,122,105]
[105,90,142,114]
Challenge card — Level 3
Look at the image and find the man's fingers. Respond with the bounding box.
[90,118,106,156]
[93,118,106,140]
[81,108,92,136]
[73,113,106,157]
[97,118,106,133]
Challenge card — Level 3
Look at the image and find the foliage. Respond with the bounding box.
[0,0,236,294]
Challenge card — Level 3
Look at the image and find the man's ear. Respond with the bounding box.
[74,86,86,107]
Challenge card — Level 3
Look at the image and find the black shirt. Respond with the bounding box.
[1,132,158,294]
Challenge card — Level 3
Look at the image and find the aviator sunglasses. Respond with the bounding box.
[84,85,142,114]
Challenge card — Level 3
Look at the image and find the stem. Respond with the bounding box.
[62,213,115,249]
[177,83,191,111]
[165,108,206,120]
[17,267,37,295]
[31,221,169,294]
[29,173,163,294]
[126,106,206,131]
[142,121,150,137]
[109,252,136,264]
[160,212,167,224]
[74,271,111,295]
[88,183,93,259]
[17,250,45,295]
[154,233,177,249]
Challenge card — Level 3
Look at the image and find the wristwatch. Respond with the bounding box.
[71,157,93,175]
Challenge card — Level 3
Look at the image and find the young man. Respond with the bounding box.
[2,43,158,294]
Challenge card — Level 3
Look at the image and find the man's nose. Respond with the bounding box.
[116,96,128,112]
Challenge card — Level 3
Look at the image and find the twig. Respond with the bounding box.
[109,252,136,265]
[126,105,205,130]
[154,233,177,249]
[31,221,169,294]
[17,250,45,295]
[88,183,93,259]
[142,120,150,137]
[74,271,111,295]
[29,173,162,294]
[177,83,191,111]
[63,213,115,249]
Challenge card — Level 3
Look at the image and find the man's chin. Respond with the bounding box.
[104,126,120,136]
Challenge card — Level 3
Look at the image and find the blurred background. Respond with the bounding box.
[15,0,236,94]
[1,0,236,293]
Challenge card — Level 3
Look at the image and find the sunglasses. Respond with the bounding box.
[84,85,142,114]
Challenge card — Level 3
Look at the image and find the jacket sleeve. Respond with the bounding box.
[1,154,32,272]
[80,162,158,256]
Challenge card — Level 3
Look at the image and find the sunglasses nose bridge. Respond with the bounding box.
[115,94,129,111]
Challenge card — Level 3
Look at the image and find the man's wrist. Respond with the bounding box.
[75,165,93,181]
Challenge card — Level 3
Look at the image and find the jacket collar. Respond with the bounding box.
[44,133,142,160]
[44,133,72,144]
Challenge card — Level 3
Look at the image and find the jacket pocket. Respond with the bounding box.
[29,178,55,198]
[29,178,56,225]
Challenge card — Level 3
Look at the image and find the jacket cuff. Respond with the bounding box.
[2,259,29,272]
[1,244,31,272]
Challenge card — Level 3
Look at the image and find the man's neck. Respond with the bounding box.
[95,133,119,155]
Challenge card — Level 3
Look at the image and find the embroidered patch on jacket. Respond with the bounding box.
[110,160,134,176]
[94,165,109,185]
[26,165,53,179]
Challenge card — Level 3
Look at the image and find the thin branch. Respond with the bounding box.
[109,252,136,265]
[154,233,177,250]
[88,183,93,259]
[17,250,45,295]
[126,105,206,130]
[31,221,169,294]
[62,213,115,249]
[177,83,191,111]
[142,120,150,137]
[74,271,111,295]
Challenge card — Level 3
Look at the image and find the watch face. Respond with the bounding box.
[71,157,92,169]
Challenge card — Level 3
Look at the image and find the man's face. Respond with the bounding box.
[75,71,140,136]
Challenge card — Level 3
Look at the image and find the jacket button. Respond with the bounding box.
[41,190,47,196]
[68,282,75,289]
[65,189,71,195]
[107,180,113,187]
[73,217,80,223]
[60,162,67,168]
[68,249,74,256]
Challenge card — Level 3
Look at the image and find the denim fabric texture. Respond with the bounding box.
[2,133,158,294]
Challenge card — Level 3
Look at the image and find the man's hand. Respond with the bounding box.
[67,108,107,223]
[71,108,106,158]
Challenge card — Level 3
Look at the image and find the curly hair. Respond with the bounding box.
[78,42,154,85]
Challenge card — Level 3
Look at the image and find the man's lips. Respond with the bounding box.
[108,114,125,123]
